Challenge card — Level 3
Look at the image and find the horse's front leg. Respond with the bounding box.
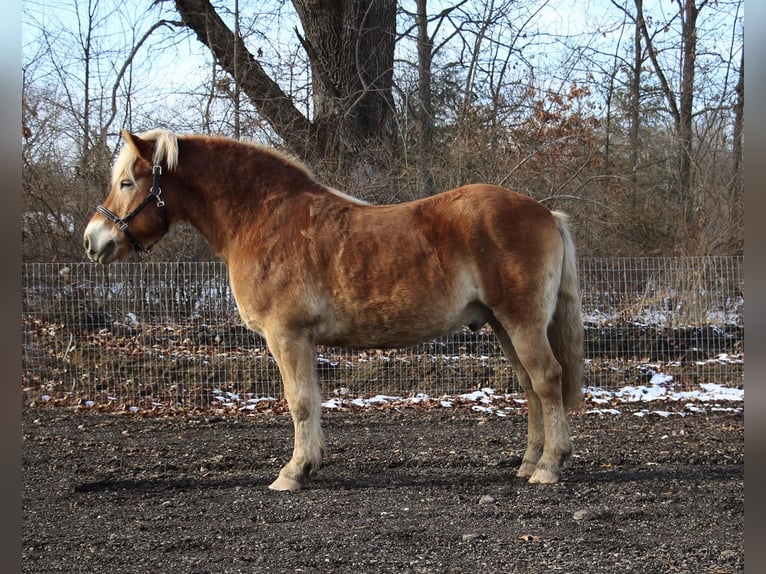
[266,333,325,492]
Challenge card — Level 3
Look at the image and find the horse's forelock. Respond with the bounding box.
[112,129,179,185]
[145,129,179,170]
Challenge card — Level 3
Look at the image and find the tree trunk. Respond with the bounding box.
[174,0,395,177]
[637,0,706,237]
[415,0,434,196]
[629,0,643,208]
[731,48,744,186]
[728,47,744,250]
[292,0,396,178]
[678,0,702,228]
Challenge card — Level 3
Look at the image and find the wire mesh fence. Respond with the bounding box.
[22,257,743,410]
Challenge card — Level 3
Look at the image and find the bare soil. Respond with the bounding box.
[22,403,743,574]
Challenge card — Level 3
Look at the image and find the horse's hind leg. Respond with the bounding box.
[516,326,572,483]
[266,332,325,491]
[495,319,572,484]
[490,319,544,478]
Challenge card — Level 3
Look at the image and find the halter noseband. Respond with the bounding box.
[96,165,169,257]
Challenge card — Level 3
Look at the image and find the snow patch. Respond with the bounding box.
[85,370,742,416]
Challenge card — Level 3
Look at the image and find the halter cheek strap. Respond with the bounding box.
[96,165,169,256]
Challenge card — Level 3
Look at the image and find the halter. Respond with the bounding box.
[96,165,169,257]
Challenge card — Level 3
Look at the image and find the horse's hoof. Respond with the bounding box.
[516,462,537,478]
[528,467,560,484]
[268,475,303,492]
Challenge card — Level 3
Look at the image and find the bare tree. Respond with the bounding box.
[22,0,119,261]
[731,48,743,195]
[628,0,643,204]
[397,0,470,196]
[606,0,649,207]
[635,0,704,229]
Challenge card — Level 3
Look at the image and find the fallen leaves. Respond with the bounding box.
[519,534,541,541]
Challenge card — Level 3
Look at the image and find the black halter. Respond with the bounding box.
[96,165,169,256]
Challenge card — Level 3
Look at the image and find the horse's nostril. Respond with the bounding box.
[83,233,116,262]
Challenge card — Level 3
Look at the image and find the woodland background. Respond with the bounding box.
[21,0,744,262]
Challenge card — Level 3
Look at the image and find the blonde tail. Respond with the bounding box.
[550,211,584,411]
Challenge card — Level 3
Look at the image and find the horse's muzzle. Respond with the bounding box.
[83,222,118,264]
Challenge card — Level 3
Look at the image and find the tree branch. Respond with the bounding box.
[103,19,182,135]
[294,26,341,100]
[635,0,680,124]
[174,0,315,156]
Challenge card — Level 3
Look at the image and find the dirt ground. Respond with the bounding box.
[22,403,743,574]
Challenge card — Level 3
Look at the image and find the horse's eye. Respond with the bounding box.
[119,180,133,190]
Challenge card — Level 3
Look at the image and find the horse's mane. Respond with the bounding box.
[112,128,368,205]
[112,128,314,181]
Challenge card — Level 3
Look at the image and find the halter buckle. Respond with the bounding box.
[152,165,165,208]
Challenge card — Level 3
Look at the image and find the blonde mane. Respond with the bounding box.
[112,128,179,185]
[111,129,370,205]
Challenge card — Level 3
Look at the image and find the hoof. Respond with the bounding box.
[268,475,303,492]
[528,467,560,484]
[516,462,537,478]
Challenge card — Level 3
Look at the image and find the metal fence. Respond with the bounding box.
[22,257,744,410]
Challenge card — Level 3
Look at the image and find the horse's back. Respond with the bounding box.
[385,183,562,282]
[344,183,556,249]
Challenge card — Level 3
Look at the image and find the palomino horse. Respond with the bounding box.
[84,129,584,491]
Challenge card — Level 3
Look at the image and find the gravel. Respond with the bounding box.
[23,403,743,573]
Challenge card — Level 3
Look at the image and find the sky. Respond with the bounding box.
[14,1,648,78]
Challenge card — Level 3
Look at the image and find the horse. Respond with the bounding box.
[84,128,584,491]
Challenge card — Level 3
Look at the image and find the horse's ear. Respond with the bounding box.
[121,130,153,162]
